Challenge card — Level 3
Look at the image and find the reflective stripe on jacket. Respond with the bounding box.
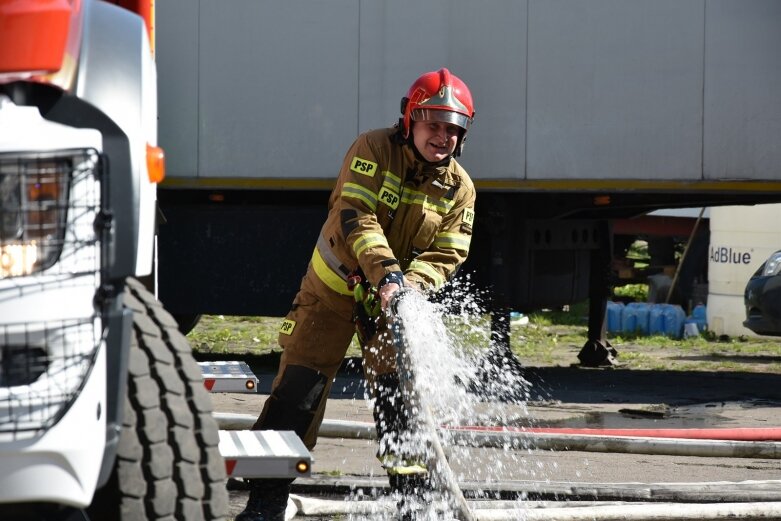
[313,127,476,292]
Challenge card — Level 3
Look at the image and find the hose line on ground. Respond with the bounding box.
[288,495,781,520]
[212,412,781,460]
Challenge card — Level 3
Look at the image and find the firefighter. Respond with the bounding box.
[237,68,477,521]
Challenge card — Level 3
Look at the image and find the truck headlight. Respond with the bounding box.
[0,157,69,278]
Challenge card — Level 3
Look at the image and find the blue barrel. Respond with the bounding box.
[621,302,650,335]
[652,304,685,338]
[647,303,686,338]
[662,305,686,338]
[648,304,666,336]
[606,301,624,333]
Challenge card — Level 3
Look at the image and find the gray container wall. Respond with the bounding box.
[156,0,781,184]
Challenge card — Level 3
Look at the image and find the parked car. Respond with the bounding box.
[744,250,781,336]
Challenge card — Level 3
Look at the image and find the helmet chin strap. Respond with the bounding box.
[454,128,467,158]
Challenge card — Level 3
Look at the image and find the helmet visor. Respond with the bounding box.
[411,108,471,130]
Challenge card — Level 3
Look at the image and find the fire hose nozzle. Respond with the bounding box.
[387,287,416,319]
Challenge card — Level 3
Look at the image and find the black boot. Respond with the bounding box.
[235,479,291,521]
[373,373,415,457]
[391,473,434,521]
[389,472,432,497]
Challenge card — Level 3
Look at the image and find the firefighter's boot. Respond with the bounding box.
[235,480,291,521]
[373,373,433,519]
[391,471,434,521]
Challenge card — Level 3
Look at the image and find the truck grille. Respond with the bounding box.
[0,319,101,436]
[0,150,103,437]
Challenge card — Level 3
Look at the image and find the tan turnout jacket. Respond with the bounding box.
[311,127,476,295]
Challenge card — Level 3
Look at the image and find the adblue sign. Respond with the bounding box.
[709,246,752,265]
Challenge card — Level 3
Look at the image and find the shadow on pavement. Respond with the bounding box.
[196,351,781,408]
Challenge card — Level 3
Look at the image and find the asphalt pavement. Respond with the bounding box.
[212,359,781,519]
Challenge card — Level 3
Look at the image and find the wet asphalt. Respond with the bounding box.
[213,360,781,519]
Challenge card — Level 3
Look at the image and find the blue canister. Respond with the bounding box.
[606,301,625,333]
[621,302,650,335]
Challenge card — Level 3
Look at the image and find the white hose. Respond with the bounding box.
[288,495,781,520]
[212,413,781,459]
[419,400,476,521]
[490,501,781,520]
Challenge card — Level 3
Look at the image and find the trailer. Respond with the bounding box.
[155,0,781,365]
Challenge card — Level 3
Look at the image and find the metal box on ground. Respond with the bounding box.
[219,430,312,479]
[198,361,259,393]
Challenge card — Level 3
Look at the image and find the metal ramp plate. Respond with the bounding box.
[219,430,312,479]
[198,361,259,393]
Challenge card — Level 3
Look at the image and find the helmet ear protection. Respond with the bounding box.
[400,97,409,115]
[400,68,475,157]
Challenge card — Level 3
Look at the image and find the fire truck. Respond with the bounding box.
[0,1,229,518]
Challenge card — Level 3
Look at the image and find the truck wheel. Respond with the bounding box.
[89,278,229,520]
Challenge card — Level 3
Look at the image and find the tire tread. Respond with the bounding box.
[89,278,228,520]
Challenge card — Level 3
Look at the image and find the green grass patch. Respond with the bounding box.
[187,315,365,357]
[187,315,283,355]
[188,304,781,373]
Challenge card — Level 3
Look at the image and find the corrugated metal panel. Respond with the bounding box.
[157,0,781,185]
[357,0,527,180]
[156,0,199,178]
[704,0,781,180]
[526,0,704,181]
[159,0,359,179]
[197,0,359,179]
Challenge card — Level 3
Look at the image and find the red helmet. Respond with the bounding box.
[400,68,475,141]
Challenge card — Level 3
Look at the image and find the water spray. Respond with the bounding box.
[388,289,476,521]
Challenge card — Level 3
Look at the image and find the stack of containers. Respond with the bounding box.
[648,304,686,338]
[606,301,694,339]
[620,302,652,335]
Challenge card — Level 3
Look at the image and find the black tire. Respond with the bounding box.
[89,278,228,520]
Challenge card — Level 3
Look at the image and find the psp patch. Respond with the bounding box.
[462,207,475,226]
[350,156,378,177]
[379,187,400,210]
[279,319,296,336]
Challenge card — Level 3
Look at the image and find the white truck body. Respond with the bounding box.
[0,98,105,507]
[0,1,231,518]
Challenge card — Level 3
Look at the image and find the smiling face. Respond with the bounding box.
[411,120,461,163]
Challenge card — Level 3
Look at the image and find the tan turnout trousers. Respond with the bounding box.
[255,265,398,449]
